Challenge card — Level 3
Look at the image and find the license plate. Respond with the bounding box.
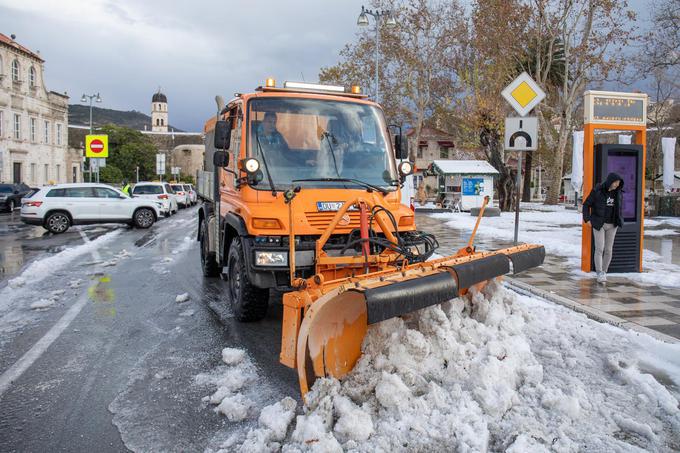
[317,201,344,212]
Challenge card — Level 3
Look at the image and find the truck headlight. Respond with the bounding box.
[255,250,288,266]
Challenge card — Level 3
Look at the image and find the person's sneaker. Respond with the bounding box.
[596,272,606,283]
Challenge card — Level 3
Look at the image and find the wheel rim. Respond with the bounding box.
[48,214,68,232]
[229,261,241,301]
[136,210,153,227]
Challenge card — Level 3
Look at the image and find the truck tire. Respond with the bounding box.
[227,237,268,322]
[200,219,220,277]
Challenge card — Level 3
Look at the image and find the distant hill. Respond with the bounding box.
[68,104,183,132]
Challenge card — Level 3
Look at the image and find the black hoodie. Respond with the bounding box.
[583,172,624,230]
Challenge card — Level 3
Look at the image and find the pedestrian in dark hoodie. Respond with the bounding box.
[583,172,624,283]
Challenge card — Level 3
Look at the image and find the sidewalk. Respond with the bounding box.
[417,213,680,343]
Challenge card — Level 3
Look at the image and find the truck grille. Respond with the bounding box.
[305,212,361,231]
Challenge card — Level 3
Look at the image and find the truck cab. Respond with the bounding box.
[197,80,422,321]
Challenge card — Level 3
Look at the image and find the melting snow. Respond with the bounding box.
[222,282,680,452]
[175,293,190,303]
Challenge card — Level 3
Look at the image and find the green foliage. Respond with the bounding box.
[99,165,123,183]
[95,124,158,181]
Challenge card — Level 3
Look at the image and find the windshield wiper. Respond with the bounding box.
[320,132,341,178]
[292,177,389,195]
[255,134,278,196]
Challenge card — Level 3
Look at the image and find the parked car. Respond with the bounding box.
[183,184,197,205]
[131,182,178,216]
[20,183,162,233]
[0,183,32,212]
[170,184,190,208]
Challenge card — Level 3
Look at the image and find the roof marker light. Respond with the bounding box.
[283,81,345,93]
[265,78,276,88]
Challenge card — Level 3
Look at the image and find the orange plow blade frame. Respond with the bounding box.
[285,244,545,396]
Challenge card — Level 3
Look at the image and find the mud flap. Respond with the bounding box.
[362,272,458,325]
[504,246,545,274]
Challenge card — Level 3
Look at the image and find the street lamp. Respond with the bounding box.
[357,6,397,103]
[81,92,102,182]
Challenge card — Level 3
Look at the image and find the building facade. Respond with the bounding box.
[151,89,168,132]
[0,33,81,185]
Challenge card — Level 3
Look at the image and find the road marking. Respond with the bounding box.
[0,291,90,397]
[0,230,98,398]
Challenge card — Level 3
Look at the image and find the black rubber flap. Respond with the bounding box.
[506,246,545,274]
[449,254,510,289]
[363,272,458,325]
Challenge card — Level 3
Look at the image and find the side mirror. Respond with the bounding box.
[394,133,409,159]
[214,119,232,149]
[213,150,230,168]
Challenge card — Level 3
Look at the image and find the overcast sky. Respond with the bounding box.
[1,0,651,132]
[0,0,370,131]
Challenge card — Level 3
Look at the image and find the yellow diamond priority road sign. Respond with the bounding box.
[501,72,546,117]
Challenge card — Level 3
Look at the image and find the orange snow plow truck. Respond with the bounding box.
[197,79,545,396]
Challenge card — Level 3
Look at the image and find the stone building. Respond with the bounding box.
[151,89,168,132]
[0,33,82,185]
[68,88,205,181]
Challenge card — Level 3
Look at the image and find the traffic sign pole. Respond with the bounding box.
[514,152,522,245]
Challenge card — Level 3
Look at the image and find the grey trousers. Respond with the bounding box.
[593,223,618,273]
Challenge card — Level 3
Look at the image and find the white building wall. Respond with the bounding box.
[0,38,72,186]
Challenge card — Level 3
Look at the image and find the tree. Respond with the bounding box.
[519,0,637,205]
[320,0,466,160]
[452,0,530,210]
[96,125,158,182]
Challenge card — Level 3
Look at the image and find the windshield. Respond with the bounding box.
[0,185,13,193]
[247,97,398,191]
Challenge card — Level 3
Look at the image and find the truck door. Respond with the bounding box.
[220,104,241,214]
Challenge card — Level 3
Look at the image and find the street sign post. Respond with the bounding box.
[502,73,545,245]
[85,135,109,183]
[156,154,166,181]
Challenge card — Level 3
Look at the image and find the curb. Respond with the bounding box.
[504,277,679,344]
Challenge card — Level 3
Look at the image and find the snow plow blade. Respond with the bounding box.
[291,244,545,396]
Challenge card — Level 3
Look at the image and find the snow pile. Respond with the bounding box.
[430,210,680,288]
[234,282,680,452]
[197,347,258,423]
[30,298,57,310]
[175,293,190,303]
[3,230,121,293]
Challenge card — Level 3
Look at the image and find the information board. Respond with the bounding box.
[462,178,484,196]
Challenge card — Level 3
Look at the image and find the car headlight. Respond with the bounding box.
[254,250,288,266]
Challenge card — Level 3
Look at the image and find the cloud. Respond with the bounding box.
[0,0,366,130]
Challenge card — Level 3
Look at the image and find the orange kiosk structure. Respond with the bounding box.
[581,90,648,273]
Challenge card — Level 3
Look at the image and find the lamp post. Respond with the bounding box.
[81,92,102,182]
[357,6,397,104]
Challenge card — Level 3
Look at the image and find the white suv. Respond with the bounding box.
[20,183,162,234]
[170,184,190,208]
[131,182,178,216]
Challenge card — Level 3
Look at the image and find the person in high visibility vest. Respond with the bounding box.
[122,180,132,196]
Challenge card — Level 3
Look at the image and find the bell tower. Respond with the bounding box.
[151,88,168,132]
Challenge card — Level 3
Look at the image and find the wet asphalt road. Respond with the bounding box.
[0,207,298,452]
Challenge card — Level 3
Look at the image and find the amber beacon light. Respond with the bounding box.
[265,78,276,88]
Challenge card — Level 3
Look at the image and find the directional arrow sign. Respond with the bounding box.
[505,117,538,151]
[501,72,546,117]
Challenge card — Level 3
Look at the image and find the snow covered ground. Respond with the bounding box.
[429,206,680,289]
[202,282,680,452]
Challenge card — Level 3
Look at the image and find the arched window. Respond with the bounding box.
[156,118,160,126]
[161,119,164,126]
[11,59,19,82]
[29,66,36,87]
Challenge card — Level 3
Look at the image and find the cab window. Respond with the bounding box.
[95,187,121,198]
[64,187,96,197]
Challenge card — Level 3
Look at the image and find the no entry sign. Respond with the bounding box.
[85,135,109,158]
